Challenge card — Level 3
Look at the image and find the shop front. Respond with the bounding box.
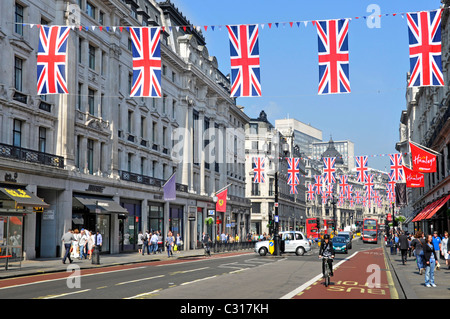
[72,193,128,254]
[119,199,142,252]
[169,205,183,238]
[0,187,49,265]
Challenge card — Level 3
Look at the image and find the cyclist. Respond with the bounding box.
[318,234,335,277]
[202,232,212,256]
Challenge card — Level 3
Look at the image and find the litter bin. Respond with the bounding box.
[92,246,100,264]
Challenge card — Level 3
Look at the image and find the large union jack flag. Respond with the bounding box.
[314,19,350,95]
[130,27,162,97]
[287,157,300,186]
[323,157,336,184]
[227,24,261,97]
[307,184,315,201]
[389,153,404,182]
[253,157,265,183]
[364,174,375,200]
[37,26,70,94]
[355,155,369,183]
[407,9,444,87]
[314,175,323,195]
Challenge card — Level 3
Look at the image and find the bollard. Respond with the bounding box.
[92,246,100,264]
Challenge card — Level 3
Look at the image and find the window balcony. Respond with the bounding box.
[0,142,64,168]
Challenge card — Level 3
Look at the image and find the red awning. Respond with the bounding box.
[412,200,440,222]
[424,194,450,220]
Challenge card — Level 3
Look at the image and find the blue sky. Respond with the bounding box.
[169,0,441,171]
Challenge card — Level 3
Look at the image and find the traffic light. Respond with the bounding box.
[316,218,320,229]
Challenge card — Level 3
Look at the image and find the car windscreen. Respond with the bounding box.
[333,237,346,243]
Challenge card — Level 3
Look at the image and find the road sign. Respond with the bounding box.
[269,240,274,254]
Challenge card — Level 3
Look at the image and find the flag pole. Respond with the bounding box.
[214,183,232,196]
[162,171,176,187]
[410,140,441,156]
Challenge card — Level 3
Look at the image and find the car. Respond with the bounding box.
[254,231,311,256]
[332,236,348,254]
[336,231,352,249]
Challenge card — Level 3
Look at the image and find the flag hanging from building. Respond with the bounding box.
[216,188,227,212]
[403,165,425,187]
[130,27,162,97]
[323,157,336,184]
[364,174,375,200]
[252,157,266,183]
[395,183,408,207]
[37,26,70,95]
[227,24,262,97]
[409,142,437,173]
[389,153,405,182]
[307,183,315,201]
[287,157,300,186]
[314,19,350,95]
[314,175,323,195]
[406,9,444,87]
[163,172,176,201]
[339,175,349,197]
[355,155,368,183]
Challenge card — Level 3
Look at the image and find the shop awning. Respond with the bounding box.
[411,194,450,222]
[73,195,128,215]
[0,187,49,208]
[424,194,450,220]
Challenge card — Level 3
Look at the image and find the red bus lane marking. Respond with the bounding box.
[292,248,391,299]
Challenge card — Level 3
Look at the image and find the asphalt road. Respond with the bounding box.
[0,238,380,300]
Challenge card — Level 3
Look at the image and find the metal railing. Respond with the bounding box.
[0,142,64,168]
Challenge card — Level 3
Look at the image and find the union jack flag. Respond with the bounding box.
[253,157,265,183]
[287,157,300,186]
[346,185,353,200]
[325,184,334,199]
[364,174,375,200]
[307,184,315,201]
[407,9,444,87]
[37,26,70,94]
[314,175,323,195]
[289,183,298,195]
[355,156,369,183]
[355,191,362,205]
[227,24,261,97]
[314,19,350,94]
[130,27,162,97]
[339,175,349,196]
[389,153,404,182]
[387,171,397,196]
[323,157,336,184]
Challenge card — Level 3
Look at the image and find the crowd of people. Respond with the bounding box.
[137,230,183,258]
[388,229,450,288]
[60,228,102,264]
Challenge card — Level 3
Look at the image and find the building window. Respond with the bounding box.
[88,44,95,70]
[78,38,83,64]
[13,119,22,147]
[88,88,95,115]
[77,83,82,110]
[87,139,94,174]
[76,135,81,168]
[99,11,104,25]
[127,110,133,134]
[39,127,47,152]
[86,2,96,19]
[14,57,23,91]
[15,3,24,36]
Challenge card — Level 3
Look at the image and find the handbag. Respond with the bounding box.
[174,244,178,251]
[436,260,441,270]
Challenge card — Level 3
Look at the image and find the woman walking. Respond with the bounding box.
[441,231,450,269]
[423,234,437,288]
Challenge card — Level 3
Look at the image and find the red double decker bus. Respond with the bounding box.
[362,218,378,243]
[306,218,320,241]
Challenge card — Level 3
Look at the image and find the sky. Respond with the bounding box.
[169,0,441,171]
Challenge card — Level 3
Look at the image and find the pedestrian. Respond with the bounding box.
[157,231,163,253]
[79,229,88,260]
[71,229,80,259]
[176,233,182,253]
[441,231,450,269]
[423,234,437,287]
[165,231,174,257]
[432,231,442,261]
[137,231,144,254]
[398,230,409,265]
[61,229,75,264]
[142,230,149,255]
[95,229,103,252]
[87,230,94,260]
[410,230,425,275]
[150,231,158,254]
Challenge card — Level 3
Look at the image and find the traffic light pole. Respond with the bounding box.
[274,171,281,256]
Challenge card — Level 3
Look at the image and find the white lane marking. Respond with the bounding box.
[115,274,165,286]
[169,267,209,275]
[180,275,217,286]
[280,251,359,299]
[40,289,91,299]
[124,289,162,299]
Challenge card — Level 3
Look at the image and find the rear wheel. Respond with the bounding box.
[295,246,305,256]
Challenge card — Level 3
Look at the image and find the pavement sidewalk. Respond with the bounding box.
[384,243,450,299]
[0,248,215,280]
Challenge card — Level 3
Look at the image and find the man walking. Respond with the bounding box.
[398,231,409,265]
[61,229,75,264]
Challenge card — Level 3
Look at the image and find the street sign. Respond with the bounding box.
[269,240,274,254]
[274,215,279,223]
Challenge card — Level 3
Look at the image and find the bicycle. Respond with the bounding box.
[203,242,211,257]
[320,256,333,287]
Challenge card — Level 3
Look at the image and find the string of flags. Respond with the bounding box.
[30,7,445,98]
[252,141,440,208]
